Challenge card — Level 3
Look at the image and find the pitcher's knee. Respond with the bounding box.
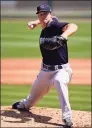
[54,77,65,86]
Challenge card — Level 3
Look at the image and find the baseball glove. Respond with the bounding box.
[40,36,67,50]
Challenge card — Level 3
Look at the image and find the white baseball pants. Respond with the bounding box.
[23,63,72,119]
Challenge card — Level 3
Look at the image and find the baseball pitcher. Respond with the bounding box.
[12,4,78,128]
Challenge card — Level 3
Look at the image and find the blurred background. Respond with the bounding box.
[1,1,91,111]
[1,0,91,18]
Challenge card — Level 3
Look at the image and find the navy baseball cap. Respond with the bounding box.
[36,4,51,14]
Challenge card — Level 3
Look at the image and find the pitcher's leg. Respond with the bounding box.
[24,77,49,108]
[12,70,53,110]
[54,69,72,120]
[25,70,55,108]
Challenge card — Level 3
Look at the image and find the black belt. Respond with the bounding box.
[43,64,62,71]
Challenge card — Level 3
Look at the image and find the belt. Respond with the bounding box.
[43,63,62,71]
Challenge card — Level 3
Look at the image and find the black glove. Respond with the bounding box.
[55,35,67,46]
[40,36,67,50]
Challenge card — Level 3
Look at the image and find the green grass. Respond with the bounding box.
[1,19,91,58]
[1,84,91,111]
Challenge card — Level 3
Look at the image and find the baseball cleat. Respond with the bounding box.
[12,101,29,111]
[63,117,73,128]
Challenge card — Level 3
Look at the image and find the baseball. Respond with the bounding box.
[28,22,34,28]
[30,25,34,28]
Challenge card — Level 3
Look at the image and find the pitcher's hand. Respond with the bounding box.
[28,20,40,29]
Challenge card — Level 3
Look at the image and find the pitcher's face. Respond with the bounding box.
[38,12,52,24]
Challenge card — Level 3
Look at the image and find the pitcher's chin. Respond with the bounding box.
[44,19,48,24]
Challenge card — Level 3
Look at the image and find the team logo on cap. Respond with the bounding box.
[40,5,44,8]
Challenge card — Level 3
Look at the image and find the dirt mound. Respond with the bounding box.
[1,106,91,127]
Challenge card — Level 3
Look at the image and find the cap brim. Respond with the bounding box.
[36,10,51,14]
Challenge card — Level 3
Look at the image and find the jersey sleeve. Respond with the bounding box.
[56,22,69,29]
